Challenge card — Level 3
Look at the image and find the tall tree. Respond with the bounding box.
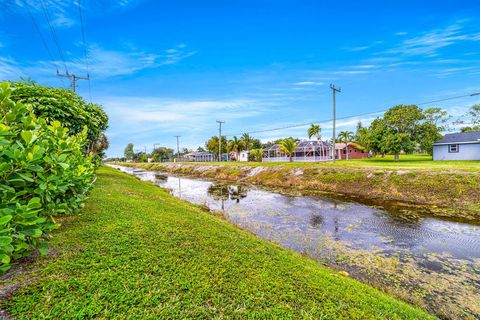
[151,147,174,162]
[418,108,449,155]
[124,143,134,160]
[337,131,354,160]
[457,104,480,132]
[383,105,424,161]
[227,136,245,161]
[279,138,298,162]
[307,124,321,140]
[205,136,227,159]
[241,133,253,151]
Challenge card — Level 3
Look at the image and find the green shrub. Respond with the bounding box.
[8,81,108,156]
[0,82,95,272]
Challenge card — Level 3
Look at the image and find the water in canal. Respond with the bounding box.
[111,165,480,319]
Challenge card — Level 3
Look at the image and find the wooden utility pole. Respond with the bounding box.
[174,136,181,158]
[330,84,341,162]
[57,70,89,93]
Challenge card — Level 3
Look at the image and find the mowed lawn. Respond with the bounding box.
[2,166,433,319]
[181,154,480,172]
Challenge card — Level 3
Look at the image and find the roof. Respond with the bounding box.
[334,142,365,150]
[434,131,480,145]
[266,140,332,152]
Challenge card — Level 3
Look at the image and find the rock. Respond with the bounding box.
[292,168,303,176]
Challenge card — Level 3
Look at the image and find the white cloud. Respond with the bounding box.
[0,44,196,81]
[394,31,408,36]
[386,21,480,57]
[347,46,369,52]
[293,81,324,86]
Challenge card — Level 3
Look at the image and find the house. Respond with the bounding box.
[239,150,249,162]
[433,131,480,160]
[335,142,368,160]
[263,140,340,162]
[182,151,216,162]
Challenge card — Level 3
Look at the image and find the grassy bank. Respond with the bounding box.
[0,166,432,319]
[178,155,480,171]
[116,156,480,221]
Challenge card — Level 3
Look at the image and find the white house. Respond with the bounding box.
[433,131,480,161]
[239,151,249,162]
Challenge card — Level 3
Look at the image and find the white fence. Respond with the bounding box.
[263,155,333,162]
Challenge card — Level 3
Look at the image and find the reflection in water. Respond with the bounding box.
[110,165,480,319]
[208,184,249,204]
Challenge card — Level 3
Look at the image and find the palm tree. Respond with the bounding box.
[241,133,253,151]
[338,131,354,160]
[279,138,297,162]
[227,136,244,161]
[250,148,263,162]
[307,124,321,140]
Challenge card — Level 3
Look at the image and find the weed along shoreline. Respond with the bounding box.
[0,166,434,319]
[113,161,480,222]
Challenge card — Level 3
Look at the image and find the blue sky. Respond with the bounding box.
[1,0,479,157]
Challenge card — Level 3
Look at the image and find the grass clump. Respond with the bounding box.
[1,166,433,319]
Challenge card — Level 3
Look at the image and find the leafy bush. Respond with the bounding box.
[8,81,108,155]
[0,82,95,272]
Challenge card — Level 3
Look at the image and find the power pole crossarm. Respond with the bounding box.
[57,70,89,93]
[330,84,341,163]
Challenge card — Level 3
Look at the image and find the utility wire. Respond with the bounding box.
[77,0,92,102]
[39,0,68,74]
[225,91,480,137]
[25,1,65,87]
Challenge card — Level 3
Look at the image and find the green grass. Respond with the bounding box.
[179,154,480,172]
[2,166,434,319]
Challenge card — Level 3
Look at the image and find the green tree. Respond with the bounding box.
[365,118,388,156]
[307,124,321,140]
[418,108,449,155]
[124,143,134,160]
[457,104,480,132]
[240,133,253,151]
[205,136,227,159]
[279,138,298,162]
[151,147,174,162]
[250,148,263,162]
[337,131,354,160]
[383,105,424,161]
[227,136,245,161]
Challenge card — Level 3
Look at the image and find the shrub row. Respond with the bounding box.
[0,82,96,272]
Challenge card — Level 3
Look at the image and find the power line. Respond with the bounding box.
[39,0,68,74]
[77,0,92,102]
[225,91,480,137]
[25,2,65,87]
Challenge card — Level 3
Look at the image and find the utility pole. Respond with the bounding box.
[330,84,341,163]
[174,136,181,159]
[144,146,147,154]
[57,70,89,93]
[216,120,225,162]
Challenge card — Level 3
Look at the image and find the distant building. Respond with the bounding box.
[239,150,249,162]
[335,143,369,160]
[182,151,216,162]
[263,140,340,162]
[433,131,480,160]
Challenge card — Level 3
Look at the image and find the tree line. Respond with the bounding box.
[121,103,479,163]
